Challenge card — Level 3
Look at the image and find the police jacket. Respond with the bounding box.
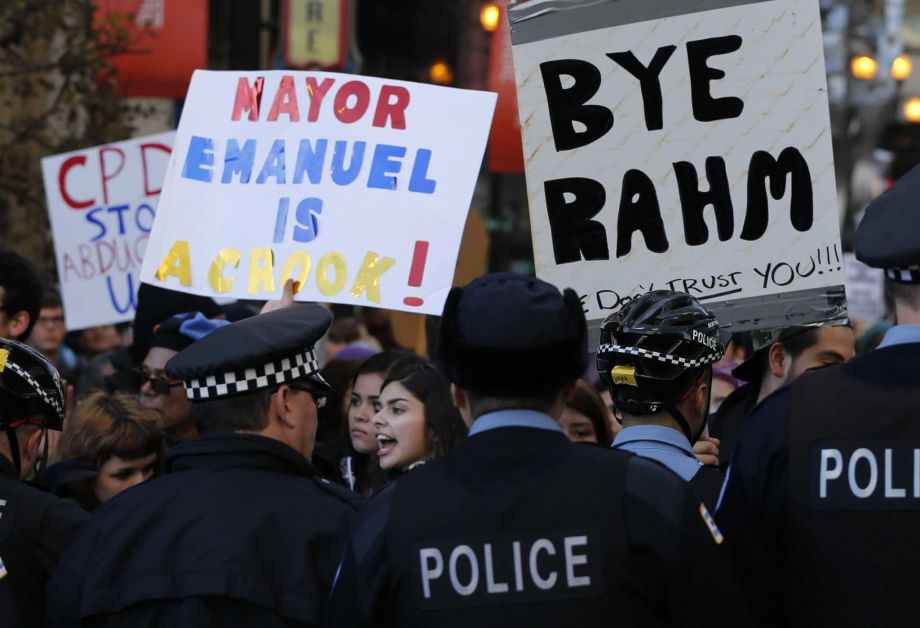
[46,432,358,628]
[717,340,920,627]
[0,453,88,628]
[326,410,752,628]
[708,381,759,468]
[612,425,725,509]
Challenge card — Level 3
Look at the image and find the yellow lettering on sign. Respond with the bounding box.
[248,247,276,295]
[155,240,192,286]
[208,248,241,293]
[317,252,347,296]
[611,365,638,387]
[349,252,396,304]
[280,252,312,294]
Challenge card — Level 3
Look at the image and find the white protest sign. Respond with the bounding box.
[510,0,846,330]
[41,132,175,330]
[843,253,885,323]
[140,70,496,314]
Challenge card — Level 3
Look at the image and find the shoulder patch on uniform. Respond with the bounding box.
[0,554,7,580]
[699,503,724,545]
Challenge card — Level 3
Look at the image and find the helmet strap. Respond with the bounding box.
[4,426,21,478]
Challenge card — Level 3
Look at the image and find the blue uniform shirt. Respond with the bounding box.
[468,409,564,435]
[612,425,702,481]
[877,323,920,348]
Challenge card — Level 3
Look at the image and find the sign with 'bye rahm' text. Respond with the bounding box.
[140,70,496,314]
[510,0,846,330]
[41,132,175,330]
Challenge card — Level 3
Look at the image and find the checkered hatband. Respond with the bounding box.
[184,348,320,401]
[2,358,64,421]
[597,343,721,369]
[885,266,920,284]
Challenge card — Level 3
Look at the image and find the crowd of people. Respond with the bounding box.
[1,166,920,626]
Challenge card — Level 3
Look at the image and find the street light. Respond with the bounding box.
[480,2,500,33]
[851,55,879,80]
[429,61,454,85]
[891,54,913,81]
[904,97,920,123]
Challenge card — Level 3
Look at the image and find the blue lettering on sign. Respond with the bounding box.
[107,272,137,315]
[368,144,406,190]
[135,204,156,233]
[222,139,256,183]
[182,135,214,182]
[293,198,323,243]
[107,204,131,235]
[256,139,287,184]
[293,139,327,185]
[331,141,366,186]
[409,149,437,194]
[86,207,107,242]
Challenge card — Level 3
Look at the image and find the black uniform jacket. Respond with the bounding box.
[46,433,358,628]
[326,425,752,627]
[717,343,920,627]
[0,453,88,628]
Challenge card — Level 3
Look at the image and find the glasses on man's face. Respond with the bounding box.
[38,315,65,325]
[134,366,184,396]
[287,382,327,409]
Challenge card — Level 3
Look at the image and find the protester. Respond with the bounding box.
[139,312,227,446]
[46,304,358,626]
[27,289,78,381]
[0,248,42,342]
[46,391,163,511]
[310,356,363,481]
[324,316,380,360]
[709,364,742,413]
[597,290,728,509]
[373,357,466,475]
[340,350,407,495]
[709,323,856,466]
[559,379,612,445]
[0,338,88,627]
[326,273,751,627]
[72,324,121,361]
[718,165,920,626]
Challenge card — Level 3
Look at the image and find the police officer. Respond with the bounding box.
[0,338,88,627]
[596,290,727,508]
[326,273,751,627]
[717,164,920,627]
[46,304,358,626]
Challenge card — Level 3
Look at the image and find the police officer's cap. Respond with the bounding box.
[856,164,920,283]
[166,304,332,402]
[435,272,587,397]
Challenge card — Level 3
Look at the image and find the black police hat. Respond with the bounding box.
[856,164,920,283]
[165,304,332,402]
[0,337,65,430]
[435,272,587,397]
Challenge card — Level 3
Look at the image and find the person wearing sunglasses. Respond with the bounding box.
[138,312,228,447]
[47,304,357,627]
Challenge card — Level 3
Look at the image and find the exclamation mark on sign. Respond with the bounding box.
[403,240,430,307]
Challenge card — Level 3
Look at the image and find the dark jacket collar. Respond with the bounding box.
[844,342,920,386]
[167,432,315,477]
[0,452,16,480]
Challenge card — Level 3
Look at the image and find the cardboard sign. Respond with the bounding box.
[140,70,496,315]
[843,253,885,323]
[510,0,847,331]
[41,132,175,330]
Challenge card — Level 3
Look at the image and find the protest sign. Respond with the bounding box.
[510,0,847,331]
[41,132,175,330]
[140,70,496,315]
[843,253,885,324]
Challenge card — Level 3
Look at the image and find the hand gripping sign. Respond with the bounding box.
[140,71,496,315]
[510,0,847,331]
[41,132,175,330]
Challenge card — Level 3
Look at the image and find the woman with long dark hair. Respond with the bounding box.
[373,357,467,474]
